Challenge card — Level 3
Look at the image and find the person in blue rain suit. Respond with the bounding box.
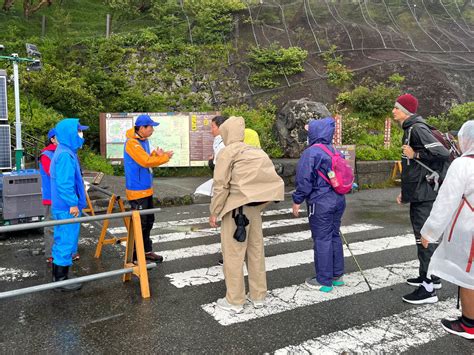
[292,117,346,293]
[50,118,89,292]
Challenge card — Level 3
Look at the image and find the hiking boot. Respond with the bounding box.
[52,264,82,292]
[216,297,243,313]
[406,276,442,289]
[145,252,164,263]
[305,277,333,293]
[402,286,438,304]
[246,293,265,309]
[332,276,345,287]
[441,318,474,340]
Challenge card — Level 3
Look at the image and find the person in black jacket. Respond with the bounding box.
[392,94,450,305]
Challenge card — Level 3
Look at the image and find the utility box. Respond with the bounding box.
[0,170,43,224]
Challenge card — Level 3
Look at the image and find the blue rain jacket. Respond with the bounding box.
[50,119,87,212]
[292,117,342,205]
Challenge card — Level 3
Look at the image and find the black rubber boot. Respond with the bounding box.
[52,264,82,292]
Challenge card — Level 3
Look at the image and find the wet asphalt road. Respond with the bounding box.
[0,188,472,354]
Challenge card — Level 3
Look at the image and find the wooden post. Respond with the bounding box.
[41,15,46,37]
[333,114,343,146]
[123,211,151,299]
[384,117,392,148]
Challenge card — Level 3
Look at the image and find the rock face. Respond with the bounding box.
[273,99,332,158]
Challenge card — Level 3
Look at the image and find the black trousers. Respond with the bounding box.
[129,195,155,254]
[409,201,439,282]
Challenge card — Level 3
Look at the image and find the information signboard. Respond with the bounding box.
[100,112,219,167]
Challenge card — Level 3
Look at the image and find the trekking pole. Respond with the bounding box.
[339,229,373,291]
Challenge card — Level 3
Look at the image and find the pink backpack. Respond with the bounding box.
[313,144,354,194]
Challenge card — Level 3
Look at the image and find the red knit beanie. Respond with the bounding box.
[395,94,418,114]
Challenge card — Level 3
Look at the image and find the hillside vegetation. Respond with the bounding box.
[1,0,472,168]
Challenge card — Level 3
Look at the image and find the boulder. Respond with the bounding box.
[273,99,332,158]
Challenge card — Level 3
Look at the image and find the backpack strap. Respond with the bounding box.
[312,143,334,184]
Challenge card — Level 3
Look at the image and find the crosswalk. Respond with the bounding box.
[100,206,461,353]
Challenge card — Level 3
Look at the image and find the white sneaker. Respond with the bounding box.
[216,297,244,313]
[246,294,266,309]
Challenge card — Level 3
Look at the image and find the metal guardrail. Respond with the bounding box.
[0,207,162,300]
[0,208,161,233]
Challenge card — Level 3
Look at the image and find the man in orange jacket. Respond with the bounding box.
[124,114,173,263]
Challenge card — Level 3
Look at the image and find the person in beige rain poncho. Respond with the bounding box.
[209,116,284,313]
[420,120,474,340]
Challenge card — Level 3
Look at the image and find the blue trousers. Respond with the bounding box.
[307,196,346,286]
[52,210,81,266]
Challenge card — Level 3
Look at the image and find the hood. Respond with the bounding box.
[41,143,57,153]
[307,117,335,145]
[402,114,425,129]
[458,120,474,156]
[220,116,245,146]
[244,128,261,148]
[126,127,146,140]
[55,118,84,151]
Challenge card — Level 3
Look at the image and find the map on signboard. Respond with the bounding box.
[189,113,216,166]
[107,119,132,143]
[106,143,124,159]
[143,113,190,167]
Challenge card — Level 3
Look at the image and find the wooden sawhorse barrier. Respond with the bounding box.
[94,194,130,258]
[391,160,402,181]
[124,210,151,298]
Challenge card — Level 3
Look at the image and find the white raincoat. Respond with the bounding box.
[421,120,474,290]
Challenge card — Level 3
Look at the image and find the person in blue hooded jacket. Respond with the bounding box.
[292,117,346,293]
[50,118,88,291]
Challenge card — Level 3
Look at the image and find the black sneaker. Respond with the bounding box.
[402,286,438,304]
[441,318,474,340]
[218,258,223,266]
[406,276,442,289]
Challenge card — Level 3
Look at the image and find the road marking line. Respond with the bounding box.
[166,234,414,288]
[108,208,301,234]
[274,298,459,354]
[159,224,382,261]
[201,260,418,326]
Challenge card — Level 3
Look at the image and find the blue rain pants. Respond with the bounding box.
[52,210,81,266]
[307,195,346,286]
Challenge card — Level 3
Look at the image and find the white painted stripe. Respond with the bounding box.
[167,233,414,288]
[274,298,459,354]
[160,224,382,262]
[152,217,309,243]
[0,267,38,282]
[201,260,418,326]
[108,208,301,234]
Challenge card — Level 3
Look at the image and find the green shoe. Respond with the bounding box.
[305,277,333,293]
[332,276,345,287]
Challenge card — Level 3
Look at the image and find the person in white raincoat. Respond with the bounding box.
[420,120,474,340]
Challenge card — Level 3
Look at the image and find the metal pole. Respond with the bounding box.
[106,14,111,38]
[12,55,23,171]
[88,183,114,197]
[0,207,163,233]
[0,263,157,300]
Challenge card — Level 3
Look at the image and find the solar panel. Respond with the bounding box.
[0,71,7,122]
[0,125,12,170]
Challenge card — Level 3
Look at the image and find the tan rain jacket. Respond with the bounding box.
[210,116,285,218]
